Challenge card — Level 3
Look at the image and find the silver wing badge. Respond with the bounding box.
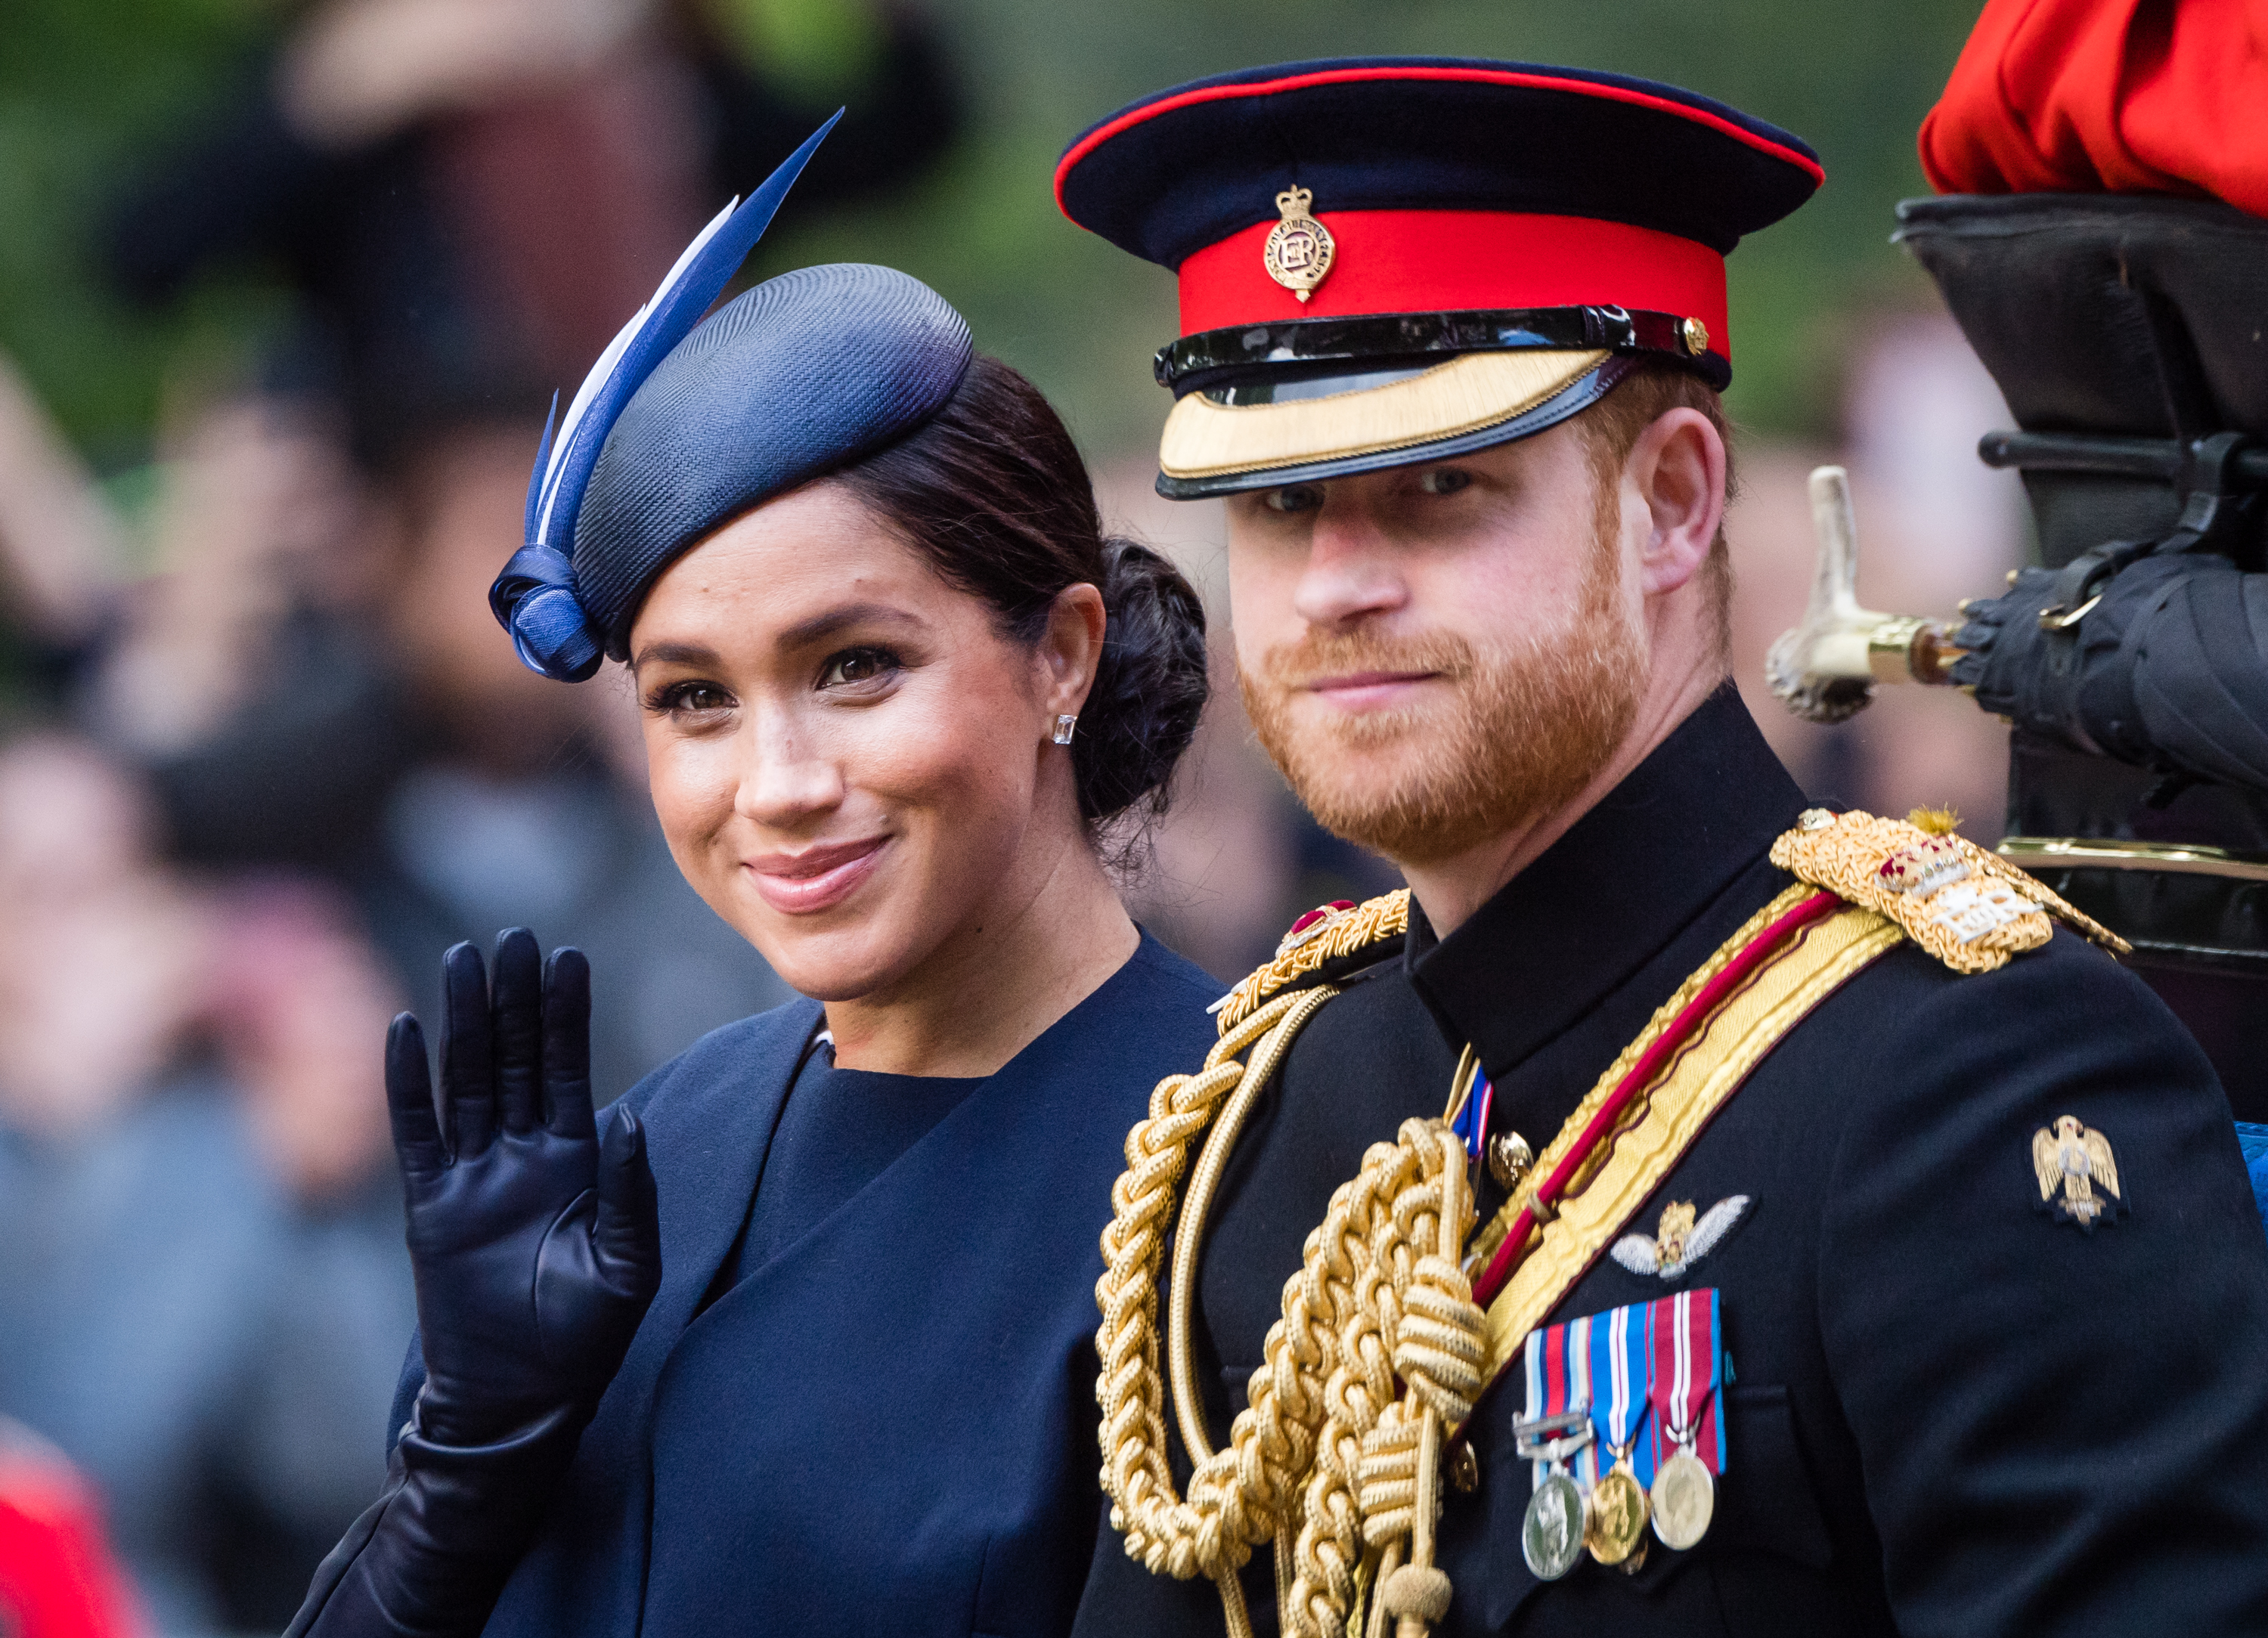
[1610,1196,1751,1280]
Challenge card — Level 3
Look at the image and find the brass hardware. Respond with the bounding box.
[1487,1130,1535,1191]
[1997,836,2268,886]
[1765,466,1961,724]
[1448,1441,1480,1494]
[1679,317,1709,357]
[2038,593,2101,632]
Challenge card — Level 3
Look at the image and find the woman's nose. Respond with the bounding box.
[733,721,845,827]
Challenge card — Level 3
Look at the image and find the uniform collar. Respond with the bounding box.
[1404,684,1807,1076]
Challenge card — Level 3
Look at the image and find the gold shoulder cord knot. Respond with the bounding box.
[1770,807,2128,973]
[1214,890,1411,1033]
[1098,887,1484,1638]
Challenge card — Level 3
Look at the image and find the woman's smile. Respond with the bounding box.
[742,834,891,915]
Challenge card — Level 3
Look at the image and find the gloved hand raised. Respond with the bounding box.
[389,928,661,1447]
[288,930,662,1638]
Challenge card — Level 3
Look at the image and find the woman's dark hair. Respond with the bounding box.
[833,355,1210,833]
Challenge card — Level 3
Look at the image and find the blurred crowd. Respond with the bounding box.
[0,2,2043,1634]
[0,0,959,1630]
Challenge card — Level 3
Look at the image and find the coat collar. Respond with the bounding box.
[1404,685,1807,1079]
[615,997,825,1379]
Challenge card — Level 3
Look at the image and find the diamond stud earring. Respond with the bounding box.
[1052,714,1077,745]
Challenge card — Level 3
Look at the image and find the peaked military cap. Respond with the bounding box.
[1055,58,1822,497]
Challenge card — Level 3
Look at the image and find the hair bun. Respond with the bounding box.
[1075,537,1209,825]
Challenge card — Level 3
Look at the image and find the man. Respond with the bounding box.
[1055,59,2268,1636]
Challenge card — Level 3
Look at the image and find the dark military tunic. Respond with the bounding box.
[1074,686,2268,1636]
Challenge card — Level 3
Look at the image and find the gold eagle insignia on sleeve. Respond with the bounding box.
[2032,1115,2124,1231]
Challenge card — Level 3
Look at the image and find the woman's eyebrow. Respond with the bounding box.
[629,639,720,671]
[776,602,926,648]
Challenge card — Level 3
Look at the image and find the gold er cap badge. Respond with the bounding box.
[1263,186,1335,302]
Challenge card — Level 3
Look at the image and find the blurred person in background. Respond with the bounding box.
[0,735,417,1638]
[103,0,960,478]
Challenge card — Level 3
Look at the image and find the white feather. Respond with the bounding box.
[534,193,742,545]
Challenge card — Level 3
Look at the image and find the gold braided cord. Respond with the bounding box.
[1097,991,1319,1635]
[1097,965,1486,1638]
[1171,987,1340,1474]
[1214,891,1411,1033]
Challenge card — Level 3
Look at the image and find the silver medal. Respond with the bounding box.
[1521,1470,1587,1581]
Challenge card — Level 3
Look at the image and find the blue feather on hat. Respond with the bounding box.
[488,111,842,682]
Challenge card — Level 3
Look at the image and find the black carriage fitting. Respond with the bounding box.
[1899,194,2268,986]
[1978,429,2268,524]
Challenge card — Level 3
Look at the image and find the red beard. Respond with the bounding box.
[1238,512,1645,867]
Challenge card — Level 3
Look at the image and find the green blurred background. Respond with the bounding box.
[4,0,1984,475]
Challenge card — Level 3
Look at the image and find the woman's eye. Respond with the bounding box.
[1418,467,1472,497]
[820,646,900,689]
[1262,483,1326,515]
[648,681,732,715]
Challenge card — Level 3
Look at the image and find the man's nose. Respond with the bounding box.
[1291,509,1408,628]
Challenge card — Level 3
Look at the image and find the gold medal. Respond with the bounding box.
[1650,1448,1715,1550]
[1582,1465,1650,1565]
[1520,1471,1586,1581]
[1262,185,1335,302]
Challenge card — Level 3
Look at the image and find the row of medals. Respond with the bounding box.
[1476,1126,1717,1579]
[1520,1426,1716,1581]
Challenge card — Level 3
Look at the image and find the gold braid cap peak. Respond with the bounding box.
[1216,890,1411,1034]
[1771,807,2130,974]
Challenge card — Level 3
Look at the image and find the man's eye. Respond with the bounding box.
[1418,467,1472,497]
[820,647,899,689]
[1262,483,1326,515]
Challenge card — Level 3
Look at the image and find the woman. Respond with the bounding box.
[287,141,1219,1638]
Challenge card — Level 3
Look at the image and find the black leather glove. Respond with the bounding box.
[1952,550,2268,794]
[287,930,662,1638]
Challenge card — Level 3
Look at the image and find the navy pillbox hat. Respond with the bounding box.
[575,265,972,659]
[491,116,972,680]
[1053,58,1820,497]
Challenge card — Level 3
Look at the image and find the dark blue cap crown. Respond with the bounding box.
[572,264,972,658]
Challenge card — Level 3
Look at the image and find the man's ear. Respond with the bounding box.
[1626,407,1727,598]
[1039,580,1108,719]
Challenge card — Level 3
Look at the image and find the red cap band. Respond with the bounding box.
[1175,210,1730,359]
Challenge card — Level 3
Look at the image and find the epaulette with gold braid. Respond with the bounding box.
[1213,889,1410,1032]
[1770,807,2129,974]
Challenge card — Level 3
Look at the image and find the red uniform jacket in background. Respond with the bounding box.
[1920,0,2268,215]
[0,1424,144,1638]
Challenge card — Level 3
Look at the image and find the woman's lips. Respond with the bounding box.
[744,837,889,915]
[1303,670,1440,711]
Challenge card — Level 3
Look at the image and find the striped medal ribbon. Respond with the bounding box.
[1581,1302,1654,1568]
[1646,1287,1726,1550]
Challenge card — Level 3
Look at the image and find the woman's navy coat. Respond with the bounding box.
[386,937,1220,1636]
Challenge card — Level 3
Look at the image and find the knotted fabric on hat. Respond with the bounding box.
[1920,0,2268,216]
